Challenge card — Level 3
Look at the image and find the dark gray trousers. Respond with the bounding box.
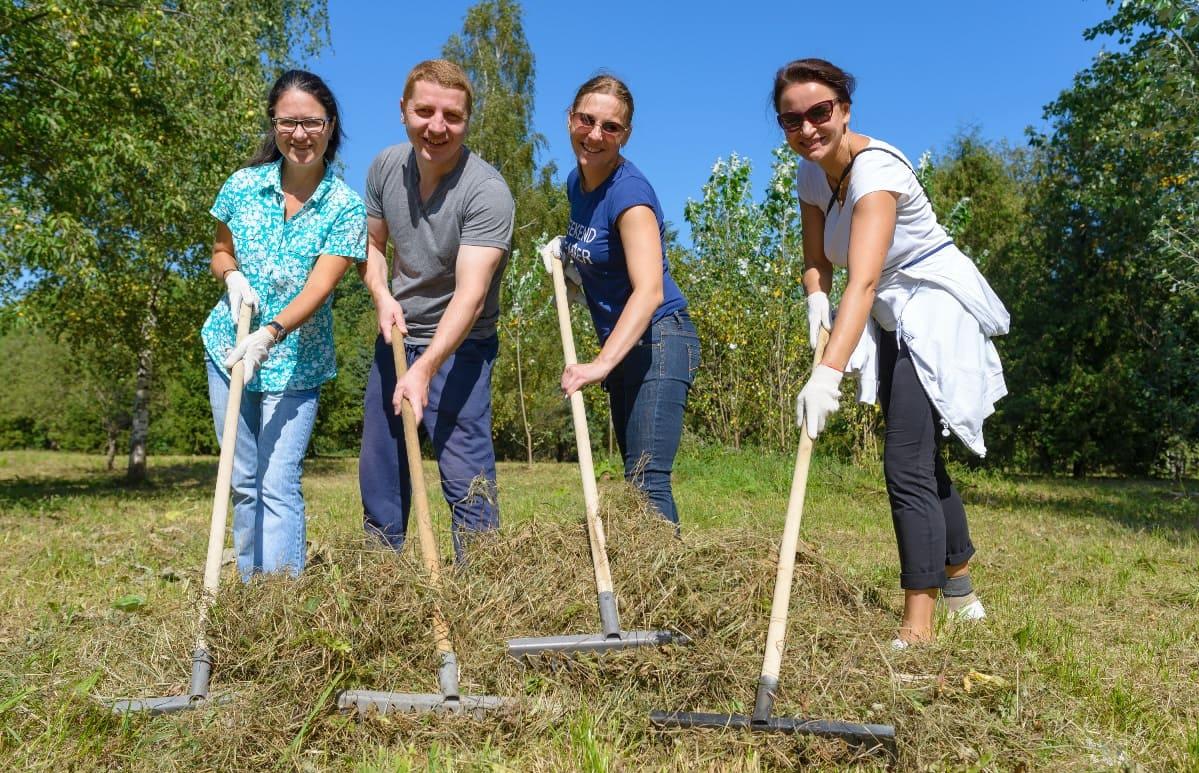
[878,333,975,590]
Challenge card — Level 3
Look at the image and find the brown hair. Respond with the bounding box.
[570,73,634,126]
[403,59,474,117]
[771,58,855,111]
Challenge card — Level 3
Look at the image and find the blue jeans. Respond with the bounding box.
[359,335,500,559]
[603,311,700,524]
[206,357,320,581]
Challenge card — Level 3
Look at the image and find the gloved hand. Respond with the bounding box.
[795,364,843,440]
[225,270,260,318]
[538,236,584,304]
[223,326,276,383]
[806,291,831,351]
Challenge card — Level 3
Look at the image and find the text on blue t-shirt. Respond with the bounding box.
[563,161,687,341]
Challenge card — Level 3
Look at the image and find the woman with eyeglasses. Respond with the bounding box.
[201,69,366,579]
[776,59,1009,647]
[543,74,700,525]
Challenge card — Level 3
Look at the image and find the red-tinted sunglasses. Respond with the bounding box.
[776,99,838,133]
[571,111,627,137]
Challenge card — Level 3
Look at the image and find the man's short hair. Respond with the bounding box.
[403,59,474,117]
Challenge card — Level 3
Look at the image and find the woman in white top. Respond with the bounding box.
[777,58,1009,648]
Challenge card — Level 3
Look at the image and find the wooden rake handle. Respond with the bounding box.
[548,257,616,600]
[759,324,831,685]
[201,302,252,597]
[194,302,252,656]
[390,328,453,658]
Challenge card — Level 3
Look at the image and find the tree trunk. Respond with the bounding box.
[514,331,533,468]
[105,422,118,471]
[126,313,155,484]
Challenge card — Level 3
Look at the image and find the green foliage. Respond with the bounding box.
[994,0,1199,475]
[0,0,329,479]
[310,273,376,455]
[442,0,576,462]
[0,323,120,453]
[676,147,808,450]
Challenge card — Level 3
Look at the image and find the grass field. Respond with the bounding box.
[0,446,1196,770]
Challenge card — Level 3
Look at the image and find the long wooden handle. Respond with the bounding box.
[391,328,452,658]
[548,257,614,598]
[196,302,252,643]
[760,325,831,684]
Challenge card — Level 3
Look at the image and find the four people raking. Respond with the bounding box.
[204,58,1007,653]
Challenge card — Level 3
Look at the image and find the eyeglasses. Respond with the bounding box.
[271,117,331,134]
[570,111,627,137]
[776,100,838,133]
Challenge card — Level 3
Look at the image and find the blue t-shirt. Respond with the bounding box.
[563,161,687,341]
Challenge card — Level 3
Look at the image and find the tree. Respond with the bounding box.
[0,0,329,481]
[997,0,1199,475]
[442,0,573,462]
[677,147,809,450]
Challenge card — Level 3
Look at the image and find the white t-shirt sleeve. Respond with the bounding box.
[847,151,919,208]
[795,161,827,208]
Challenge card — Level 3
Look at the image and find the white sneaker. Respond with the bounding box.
[890,638,910,651]
[945,593,986,621]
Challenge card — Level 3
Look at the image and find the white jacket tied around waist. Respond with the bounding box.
[843,242,1009,457]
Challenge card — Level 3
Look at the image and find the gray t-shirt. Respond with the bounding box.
[365,143,514,344]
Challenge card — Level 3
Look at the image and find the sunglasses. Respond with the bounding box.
[776,100,838,133]
[570,111,627,137]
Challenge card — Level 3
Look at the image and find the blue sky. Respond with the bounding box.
[311,1,1117,242]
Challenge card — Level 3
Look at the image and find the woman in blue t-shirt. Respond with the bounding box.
[203,70,366,579]
[546,74,700,524]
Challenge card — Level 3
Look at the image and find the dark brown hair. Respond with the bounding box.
[246,69,344,168]
[571,73,634,126]
[771,58,855,111]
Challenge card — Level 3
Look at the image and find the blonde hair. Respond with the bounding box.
[403,59,474,117]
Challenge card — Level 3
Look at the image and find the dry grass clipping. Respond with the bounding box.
[29,486,1037,770]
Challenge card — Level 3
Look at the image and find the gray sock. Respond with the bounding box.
[943,574,973,598]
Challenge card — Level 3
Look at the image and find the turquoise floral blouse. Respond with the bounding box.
[201,159,367,391]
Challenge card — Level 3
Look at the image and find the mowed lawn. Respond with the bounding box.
[0,446,1196,770]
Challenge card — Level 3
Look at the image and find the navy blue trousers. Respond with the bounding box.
[359,335,499,558]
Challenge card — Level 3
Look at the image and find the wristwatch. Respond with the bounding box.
[266,320,286,343]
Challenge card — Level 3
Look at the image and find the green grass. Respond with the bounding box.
[0,446,1196,770]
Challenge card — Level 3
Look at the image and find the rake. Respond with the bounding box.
[108,302,252,715]
[650,326,896,758]
[506,256,688,659]
[338,328,515,718]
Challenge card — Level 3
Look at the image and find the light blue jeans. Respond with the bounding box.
[206,357,319,580]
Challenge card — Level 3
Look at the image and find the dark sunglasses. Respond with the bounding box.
[571,111,627,137]
[776,100,838,133]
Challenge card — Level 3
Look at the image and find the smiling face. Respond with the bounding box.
[272,88,331,169]
[777,80,850,166]
[569,92,630,182]
[401,80,469,171]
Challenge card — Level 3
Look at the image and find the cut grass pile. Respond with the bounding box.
[0,450,1196,770]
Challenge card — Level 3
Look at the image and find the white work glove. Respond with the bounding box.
[795,364,844,440]
[223,327,276,383]
[806,291,831,351]
[538,236,585,304]
[225,270,259,317]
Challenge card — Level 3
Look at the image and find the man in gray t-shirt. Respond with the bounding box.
[358,59,514,557]
[365,142,513,344]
